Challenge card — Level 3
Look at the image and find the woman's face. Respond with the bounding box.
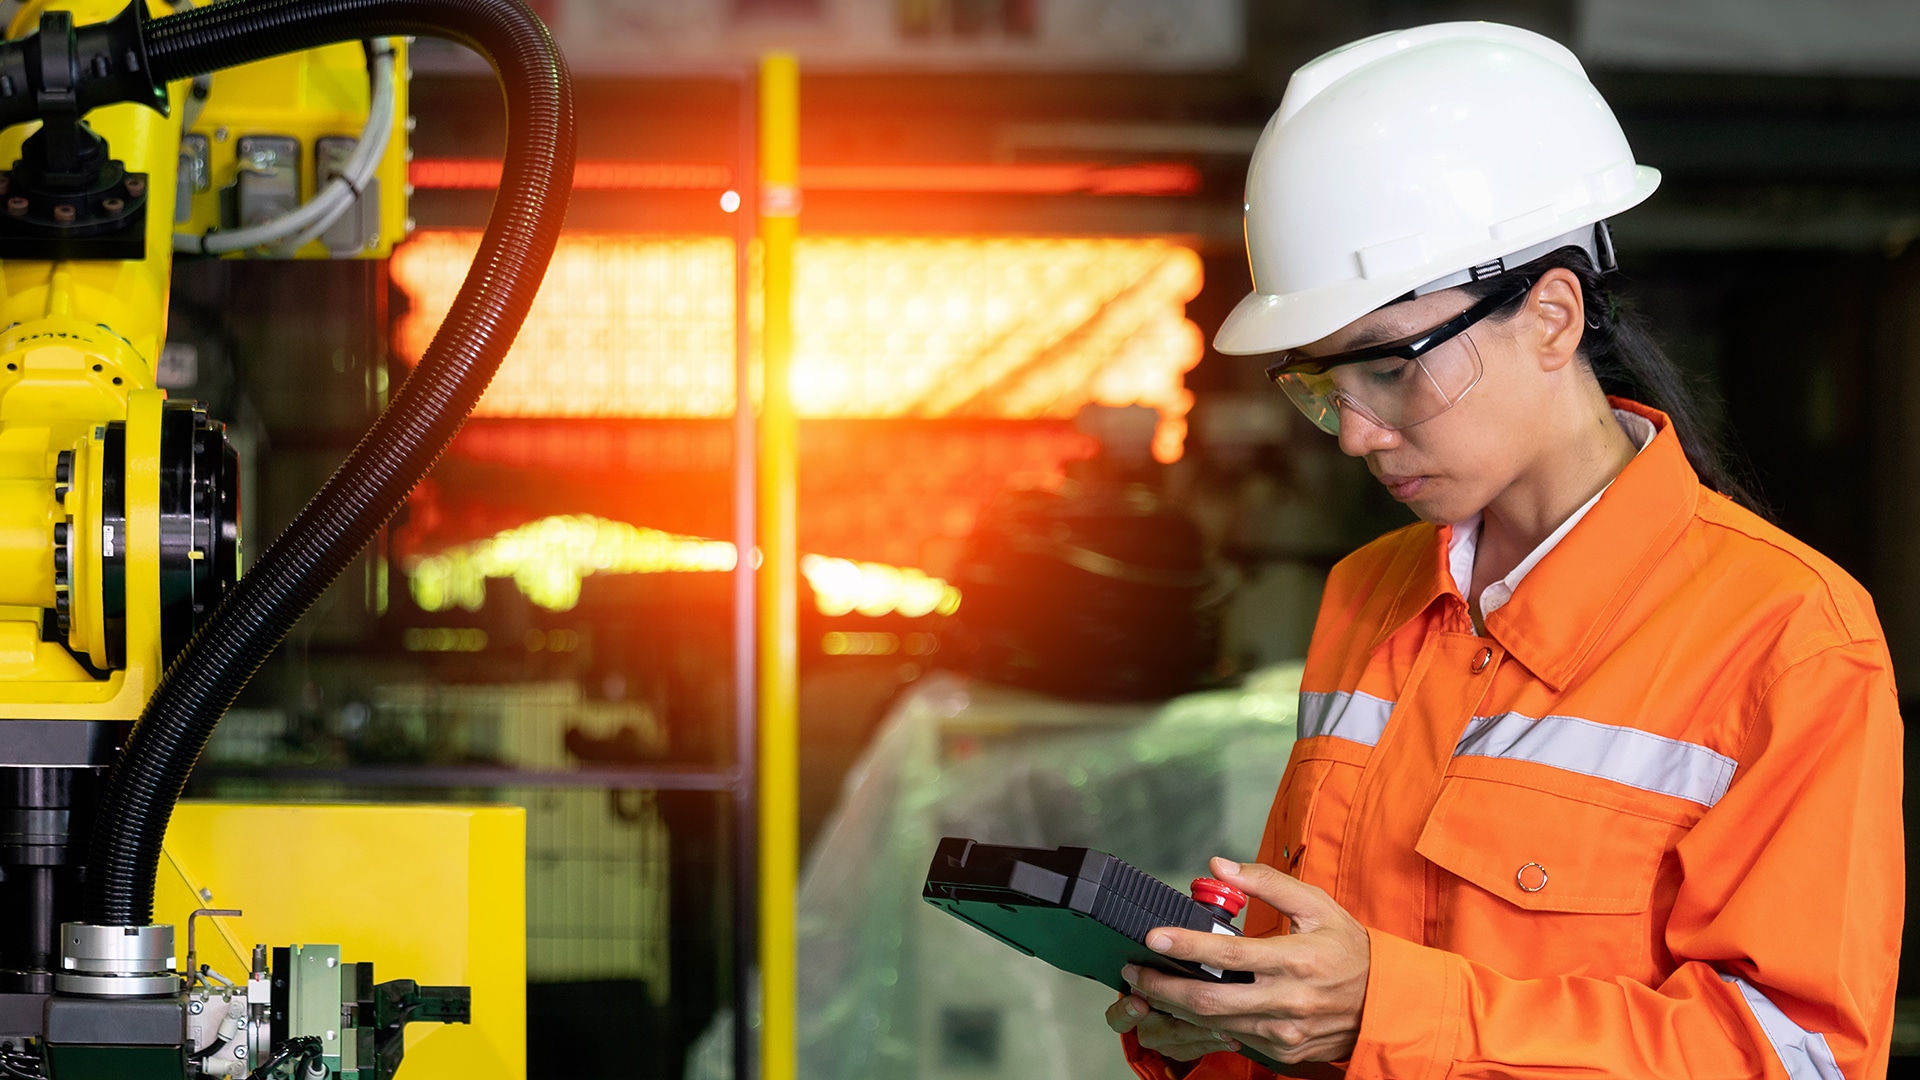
[1296,270,1583,525]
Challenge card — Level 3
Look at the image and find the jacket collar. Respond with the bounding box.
[1368,399,1699,691]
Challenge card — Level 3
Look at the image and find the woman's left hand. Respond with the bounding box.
[1119,858,1371,1067]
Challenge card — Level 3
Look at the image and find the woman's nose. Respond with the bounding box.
[1335,401,1399,457]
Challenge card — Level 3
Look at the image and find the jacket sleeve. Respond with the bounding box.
[1349,639,1904,1080]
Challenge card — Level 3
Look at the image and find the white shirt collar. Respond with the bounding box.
[1448,408,1657,625]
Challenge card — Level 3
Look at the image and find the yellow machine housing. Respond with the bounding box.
[0,6,516,1080]
[156,803,528,1078]
[177,38,412,259]
[0,0,182,715]
[0,1,409,718]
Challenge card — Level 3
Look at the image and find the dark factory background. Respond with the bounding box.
[155,0,1920,1073]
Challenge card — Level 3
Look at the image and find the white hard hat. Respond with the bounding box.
[1216,22,1661,356]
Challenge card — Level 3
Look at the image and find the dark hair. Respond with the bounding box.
[1457,246,1765,514]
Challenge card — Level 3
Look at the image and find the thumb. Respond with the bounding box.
[1211,857,1331,932]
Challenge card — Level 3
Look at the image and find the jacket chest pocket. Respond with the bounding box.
[1269,739,1368,891]
[1415,769,1694,981]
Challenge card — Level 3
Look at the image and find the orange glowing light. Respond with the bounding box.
[804,162,1200,196]
[393,232,740,420]
[407,159,1200,196]
[389,232,1204,460]
[408,158,736,190]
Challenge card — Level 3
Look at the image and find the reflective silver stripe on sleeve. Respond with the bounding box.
[1297,690,1393,747]
[1454,710,1736,807]
[1720,973,1845,1080]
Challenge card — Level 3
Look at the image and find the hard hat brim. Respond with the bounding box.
[1214,165,1661,356]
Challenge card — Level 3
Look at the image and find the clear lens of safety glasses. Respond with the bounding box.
[1263,277,1527,436]
[1271,334,1484,436]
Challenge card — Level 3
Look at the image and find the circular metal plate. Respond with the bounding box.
[52,970,182,997]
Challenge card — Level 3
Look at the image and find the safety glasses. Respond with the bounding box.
[1264,277,1534,436]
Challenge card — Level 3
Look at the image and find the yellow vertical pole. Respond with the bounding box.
[756,50,800,1080]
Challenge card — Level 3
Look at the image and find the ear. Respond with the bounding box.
[1527,268,1586,373]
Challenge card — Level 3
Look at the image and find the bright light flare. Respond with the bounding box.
[407,513,962,618]
[390,232,1203,460]
[800,554,962,618]
[408,515,738,613]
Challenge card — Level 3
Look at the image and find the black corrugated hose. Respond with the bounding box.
[83,0,574,926]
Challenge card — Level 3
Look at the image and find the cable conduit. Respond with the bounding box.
[84,0,574,926]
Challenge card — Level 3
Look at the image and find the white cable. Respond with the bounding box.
[262,44,396,257]
[175,39,397,255]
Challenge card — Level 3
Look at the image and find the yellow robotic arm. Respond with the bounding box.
[0,0,185,717]
[0,0,571,1075]
[0,1,410,719]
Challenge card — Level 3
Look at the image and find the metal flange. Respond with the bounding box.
[54,922,180,996]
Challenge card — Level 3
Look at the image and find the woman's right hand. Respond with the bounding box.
[1105,990,1242,1062]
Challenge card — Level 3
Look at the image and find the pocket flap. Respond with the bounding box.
[1273,758,1327,872]
[1415,775,1678,914]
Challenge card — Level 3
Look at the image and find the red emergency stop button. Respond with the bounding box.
[1191,878,1247,918]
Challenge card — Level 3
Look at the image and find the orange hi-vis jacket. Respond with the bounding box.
[1124,400,1904,1080]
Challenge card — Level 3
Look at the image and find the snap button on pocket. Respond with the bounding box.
[1471,647,1493,673]
[1516,862,1548,893]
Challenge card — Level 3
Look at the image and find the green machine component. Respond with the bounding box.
[32,931,473,1080]
[44,1046,185,1080]
[273,945,472,1080]
[42,996,186,1080]
[286,946,346,1073]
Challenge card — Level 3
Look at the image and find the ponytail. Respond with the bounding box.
[1459,247,1767,515]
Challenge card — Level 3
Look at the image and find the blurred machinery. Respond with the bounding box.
[951,476,1218,701]
[0,0,570,1075]
[383,231,1208,690]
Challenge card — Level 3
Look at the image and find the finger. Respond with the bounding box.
[1235,1027,1353,1067]
[1134,1012,1242,1058]
[1105,994,1149,1034]
[1118,978,1247,1040]
[1152,1014,1244,1053]
[1140,997,1217,1034]
[1143,1035,1234,1064]
[1142,924,1287,976]
[1136,993,1264,1051]
[1126,961,1270,1020]
[1135,1007,1226,1040]
[1211,858,1330,931]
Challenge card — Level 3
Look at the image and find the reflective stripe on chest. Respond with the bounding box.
[1297,689,1733,808]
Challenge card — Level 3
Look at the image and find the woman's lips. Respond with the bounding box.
[1379,474,1426,500]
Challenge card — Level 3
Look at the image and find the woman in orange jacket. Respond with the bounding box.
[1105,22,1904,1080]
